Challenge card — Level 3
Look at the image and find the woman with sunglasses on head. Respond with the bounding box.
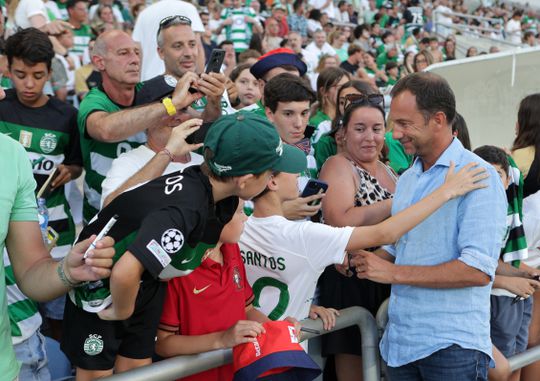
[314,79,376,172]
[317,94,397,381]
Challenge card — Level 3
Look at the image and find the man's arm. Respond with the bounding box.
[7,221,115,301]
[86,72,201,142]
[354,163,506,288]
[345,162,487,251]
[102,119,203,206]
[355,253,491,287]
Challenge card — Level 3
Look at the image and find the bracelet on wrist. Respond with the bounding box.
[160,148,175,162]
[162,97,177,116]
[57,257,82,288]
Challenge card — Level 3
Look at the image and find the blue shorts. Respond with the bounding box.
[39,294,66,320]
[490,294,533,358]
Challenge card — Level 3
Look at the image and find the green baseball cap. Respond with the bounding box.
[204,112,307,176]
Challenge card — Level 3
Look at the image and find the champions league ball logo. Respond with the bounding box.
[161,229,184,254]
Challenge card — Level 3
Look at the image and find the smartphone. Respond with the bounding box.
[37,167,60,199]
[300,179,328,206]
[185,121,213,145]
[205,49,225,74]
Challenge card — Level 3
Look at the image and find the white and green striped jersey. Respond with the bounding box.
[220,7,257,52]
[70,24,94,64]
[78,86,146,224]
[4,251,42,345]
[0,89,82,259]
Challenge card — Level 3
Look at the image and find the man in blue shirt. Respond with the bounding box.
[354,72,507,381]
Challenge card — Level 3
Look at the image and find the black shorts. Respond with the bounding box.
[61,279,166,370]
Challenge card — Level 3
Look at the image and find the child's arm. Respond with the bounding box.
[347,162,487,251]
[155,320,266,358]
[246,304,271,324]
[309,305,340,330]
[496,259,534,278]
[97,251,144,321]
[493,274,540,298]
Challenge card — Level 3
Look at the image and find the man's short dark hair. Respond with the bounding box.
[218,40,234,49]
[391,72,456,125]
[5,28,55,70]
[264,73,316,113]
[66,0,85,9]
[473,145,509,175]
[347,44,362,56]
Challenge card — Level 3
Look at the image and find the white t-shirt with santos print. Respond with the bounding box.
[239,215,353,322]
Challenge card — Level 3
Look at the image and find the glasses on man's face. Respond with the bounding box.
[157,15,192,37]
[343,93,384,112]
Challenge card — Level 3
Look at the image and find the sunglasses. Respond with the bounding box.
[157,15,192,36]
[343,93,384,112]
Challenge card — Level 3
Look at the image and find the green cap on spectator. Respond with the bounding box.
[204,113,307,176]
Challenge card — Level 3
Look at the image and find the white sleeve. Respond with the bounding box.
[100,154,142,208]
[23,0,47,20]
[301,222,354,270]
[523,196,540,250]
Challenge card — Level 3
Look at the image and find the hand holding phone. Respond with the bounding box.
[300,179,328,206]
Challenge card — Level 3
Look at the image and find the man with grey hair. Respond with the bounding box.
[304,29,337,69]
[78,29,201,223]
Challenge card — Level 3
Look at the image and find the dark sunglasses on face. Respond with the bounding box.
[343,93,385,112]
[157,15,192,37]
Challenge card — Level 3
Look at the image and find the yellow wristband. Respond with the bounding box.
[162,97,177,116]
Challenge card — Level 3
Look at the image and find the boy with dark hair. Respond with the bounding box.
[0,27,83,339]
[474,145,539,381]
[61,113,308,379]
[258,73,321,220]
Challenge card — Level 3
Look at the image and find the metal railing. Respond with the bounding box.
[100,306,381,381]
[433,9,522,48]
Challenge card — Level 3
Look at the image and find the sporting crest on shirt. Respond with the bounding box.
[161,228,184,254]
[19,130,32,148]
[83,334,104,356]
[233,266,243,290]
[40,133,57,154]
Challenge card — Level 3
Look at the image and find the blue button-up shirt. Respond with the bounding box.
[380,138,507,367]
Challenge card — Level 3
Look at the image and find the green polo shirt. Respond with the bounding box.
[0,133,38,380]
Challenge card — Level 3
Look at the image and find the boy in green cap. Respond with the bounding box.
[61,112,308,379]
